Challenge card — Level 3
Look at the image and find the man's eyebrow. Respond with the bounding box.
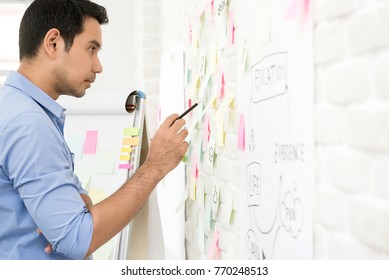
[89,40,102,49]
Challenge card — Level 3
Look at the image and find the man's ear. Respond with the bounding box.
[43,28,62,58]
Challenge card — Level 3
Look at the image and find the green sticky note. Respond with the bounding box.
[123,127,140,136]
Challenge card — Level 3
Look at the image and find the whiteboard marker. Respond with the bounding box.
[177,101,200,119]
[170,101,201,127]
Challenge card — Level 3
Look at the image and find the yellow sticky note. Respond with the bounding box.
[207,44,217,74]
[89,187,108,204]
[121,147,132,153]
[190,178,196,201]
[120,154,131,161]
[123,127,140,136]
[192,26,199,53]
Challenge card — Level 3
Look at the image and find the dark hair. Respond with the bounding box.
[19,0,108,60]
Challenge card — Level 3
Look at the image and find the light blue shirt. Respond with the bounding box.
[0,71,93,259]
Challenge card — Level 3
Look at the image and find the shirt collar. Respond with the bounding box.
[4,71,66,119]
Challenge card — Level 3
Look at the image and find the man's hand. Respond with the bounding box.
[146,113,189,177]
[36,229,52,254]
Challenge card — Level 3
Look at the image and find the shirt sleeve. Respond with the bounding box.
[2,111,93,260]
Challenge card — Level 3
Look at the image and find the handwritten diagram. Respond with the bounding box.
[241,50,313,259]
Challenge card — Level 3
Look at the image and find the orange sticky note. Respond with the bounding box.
[122,137,139,146]
[83,130,98,154]
[129,137,140,146]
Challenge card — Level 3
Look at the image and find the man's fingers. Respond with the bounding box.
[45,245,52,254]
[160,113,179,129]
[177,127,189,141]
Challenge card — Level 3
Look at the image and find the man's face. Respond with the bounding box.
[53,17,103,98]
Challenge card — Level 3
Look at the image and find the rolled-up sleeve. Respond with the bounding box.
[3,111,93,260]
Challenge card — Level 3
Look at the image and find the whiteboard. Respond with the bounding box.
[238,0,314,259]
[64,114,131,259]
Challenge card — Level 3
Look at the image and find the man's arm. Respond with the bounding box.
[84,114,188,258]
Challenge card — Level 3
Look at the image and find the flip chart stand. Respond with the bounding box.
[115,90,149,260]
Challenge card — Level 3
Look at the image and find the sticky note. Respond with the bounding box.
[238,114,245,150]
[199,49,206,76]
[189,22,192,43]
[286,0,310,20]
[66,135,83,159]
[211,183,220,213]
[129,137,140,146]
[119,154,131,161]
[190,177,196,201]
[239,42,248,72]
[191,153,199,179]
[96,151,115,174]
[83,130,98,154]
[216,0,227,16]
[222,191,233,224]
[207,44,217,74]
[228,10,235,45]
[121,147,132,153]
[123,127,140,136]
[216,66,225,98]
[119,163,132,170]
[207,230,220,260]
[198,73,212,102]
[214,94,234,119]
[191,25,199,52]
[88,187,108,204]
[203,114,211,144]
[122,137,139,146]
[204,198,212,233]
[206,135,216,168]
[216,115,225,147]
[196,180,205,210]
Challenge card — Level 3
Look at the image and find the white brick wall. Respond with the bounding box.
[314,0,389,259]
[136,0,389,259]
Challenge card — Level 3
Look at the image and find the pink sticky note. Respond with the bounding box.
[286,0,303,20]
[189,23,192,43]
[119,163,132,170]
[83,130,98,154]
[238,114,245,150]
[207,230,220,260]
[216,66,225,98]
[304,0,310,18]
[228,11,235,45]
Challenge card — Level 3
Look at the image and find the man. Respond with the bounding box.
[0,0,188,259]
